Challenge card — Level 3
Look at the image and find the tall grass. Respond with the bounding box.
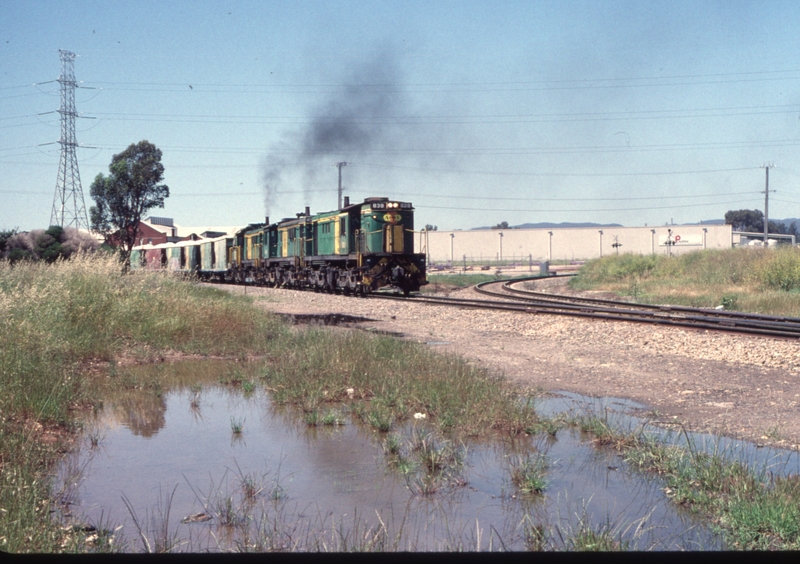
[0,253,285,553]
[570,247,800,315]
[258,328,544,436]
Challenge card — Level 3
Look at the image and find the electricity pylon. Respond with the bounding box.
[50,50,89,230]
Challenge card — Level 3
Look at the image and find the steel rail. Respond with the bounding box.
[474,278,800,336]
[487,276,800,326]
[473,281,800,335]
[367,282,800,339]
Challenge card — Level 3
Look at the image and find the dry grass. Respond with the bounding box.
[571,247,800,316]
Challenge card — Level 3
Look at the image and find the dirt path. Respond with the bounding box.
[219,283,800,450]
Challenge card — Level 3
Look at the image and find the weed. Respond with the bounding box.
[764,426,783,441]
[721,294,739,310]
[366,407,394,432]
[214,496,242,527]
[86,429,104,449]
[121,485,182,553]
[509,453,548,494]
[303,408,346,427]
[567,523,629,551]
[234,464,265,501]
[320,409,346,426]
[230,417,245,434]
[304,410,320,426]
[383,433,403,456]
[241,380,256,396]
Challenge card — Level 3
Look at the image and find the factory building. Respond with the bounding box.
[418,224,735,266]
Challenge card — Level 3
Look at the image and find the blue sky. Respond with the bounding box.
[3,0,800,232]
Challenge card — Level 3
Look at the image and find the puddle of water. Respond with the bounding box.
[57,360,724,552]
[537,390,800,478]
[280,313,373,326]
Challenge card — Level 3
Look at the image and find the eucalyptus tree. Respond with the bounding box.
[90,140,169,270]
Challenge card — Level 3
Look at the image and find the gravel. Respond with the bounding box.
[217,282,800,450]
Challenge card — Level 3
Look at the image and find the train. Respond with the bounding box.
[130,196,428,295]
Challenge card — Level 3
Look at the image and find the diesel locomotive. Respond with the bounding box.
[130,196,428,295]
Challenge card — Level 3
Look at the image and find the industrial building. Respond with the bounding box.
[418,224,735,266]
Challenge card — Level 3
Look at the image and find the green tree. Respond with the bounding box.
[34,226,67,263]
[724,209,764,232]
[725,209,794,236]
[90,140,169,270]
[0,228,17,257]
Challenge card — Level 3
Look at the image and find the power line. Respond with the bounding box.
[19,138,792,157]
[416,198,760,214]
[82,67,800,91]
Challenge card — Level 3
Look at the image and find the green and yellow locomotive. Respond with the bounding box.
[132,197,427,295]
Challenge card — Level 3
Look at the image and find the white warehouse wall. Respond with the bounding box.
[415,224,733,264]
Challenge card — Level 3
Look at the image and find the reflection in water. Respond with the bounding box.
[61,360,726,552]
[110,393,167,438]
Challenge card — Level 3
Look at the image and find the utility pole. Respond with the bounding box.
[762,163,774,245]
[335,161,348,209]
[50,50,90,230]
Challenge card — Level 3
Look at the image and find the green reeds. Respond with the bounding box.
[258,328,543,437]
[574,411,800,550]
[381,429,467,496]
[230,417,245,434]
[509,453,548,494]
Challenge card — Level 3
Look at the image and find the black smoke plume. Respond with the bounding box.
[261,51,411,216]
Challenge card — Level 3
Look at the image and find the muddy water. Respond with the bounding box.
[58,360,723,552]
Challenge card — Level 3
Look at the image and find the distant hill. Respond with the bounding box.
[696,218,800,228]
[473,221,623,230]
[472,218,799,230]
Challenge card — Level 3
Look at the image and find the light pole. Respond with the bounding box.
[763,163,774,245]
[499,232,504,264]
[450,233,455,264]
[702,227,708,250]
[598,230,603,258]
[548,231,553,262]
[651,229,656,255]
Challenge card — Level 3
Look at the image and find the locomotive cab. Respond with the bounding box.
[357,198,427,294]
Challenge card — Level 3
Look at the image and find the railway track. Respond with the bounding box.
[368,275,800,339]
